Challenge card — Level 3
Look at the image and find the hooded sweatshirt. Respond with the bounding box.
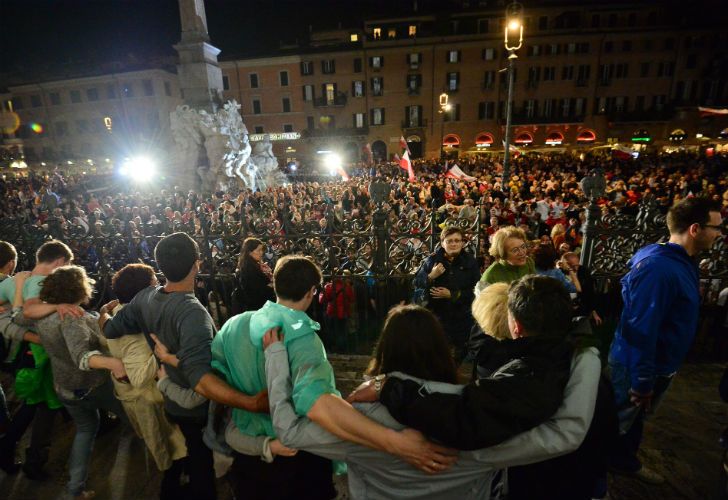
[609,242,700,394]
[211,301,338,438]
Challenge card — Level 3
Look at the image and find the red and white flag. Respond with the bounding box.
[399,150,415,182]
[337,166,350,181]
[502,141,521,158]
[698,106,728,117]
[399,135,411,156]
[611,144,633,160]
[393,153,400,162]
[445,164,477,182]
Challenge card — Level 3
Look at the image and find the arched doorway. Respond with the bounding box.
[475,132,494,148]
[668,129,687,143]
[371,140,387,163]
[514,132,533,145]
[406,135,423,159]
[576,129,596,143]
[545,131,564,145]
[631,129,651,143]
[442,134,461,159]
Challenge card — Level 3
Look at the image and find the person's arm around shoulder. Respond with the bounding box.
[281,330,458,474]
[467,347,601,468]
[61,317,127,380]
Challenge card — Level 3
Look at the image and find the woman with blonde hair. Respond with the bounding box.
[478,226,535,288]
[470,282,510,341]
[550,223,566,251]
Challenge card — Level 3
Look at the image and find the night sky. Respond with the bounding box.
[0,0,430,74]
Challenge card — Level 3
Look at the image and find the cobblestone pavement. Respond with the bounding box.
[1,358,725,499]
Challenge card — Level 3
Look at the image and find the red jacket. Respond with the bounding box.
[319,280,355,319]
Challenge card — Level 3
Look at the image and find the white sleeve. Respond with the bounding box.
[466,348,601,468]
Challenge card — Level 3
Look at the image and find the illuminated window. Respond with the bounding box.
[408,25,417,37]
[350,33,359,42]
[388,28,396,39]
[373,28,381,40]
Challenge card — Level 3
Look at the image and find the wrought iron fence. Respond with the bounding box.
[0,199,483,354]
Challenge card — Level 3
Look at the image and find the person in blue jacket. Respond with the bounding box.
[414,226,480,362]
[608,197,723,484]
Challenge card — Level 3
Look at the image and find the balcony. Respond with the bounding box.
[302,126,369,138]
[313,92,348,107]
[606,107,675,122]
[407,87,421,96]
[401,119,428,129]
[509,112,585,125]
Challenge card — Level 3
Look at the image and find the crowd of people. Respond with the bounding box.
[0,152,725,499]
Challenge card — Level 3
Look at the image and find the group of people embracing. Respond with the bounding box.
[0,194,722,500]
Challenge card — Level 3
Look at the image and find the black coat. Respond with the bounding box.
[413,248,480,341]
[381,335,574,450]
[237,264,276,312]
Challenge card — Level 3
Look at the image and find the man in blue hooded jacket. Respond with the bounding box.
[609,197,723,483]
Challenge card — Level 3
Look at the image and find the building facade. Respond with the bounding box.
[220,1,728,162]
[1,68,181,170]
[2,1,727,170]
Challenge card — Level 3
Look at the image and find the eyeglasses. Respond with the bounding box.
[701,224,723,232]
[508,243,530,255]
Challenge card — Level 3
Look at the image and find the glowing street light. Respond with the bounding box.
[502,1,524,195]
[119,156,156,182]
[438,93,451,160]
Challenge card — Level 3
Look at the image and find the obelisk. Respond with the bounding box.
[174,0,223,112]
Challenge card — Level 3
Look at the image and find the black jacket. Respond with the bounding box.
[380,334,574,450]
[237,265,275,312]
[413,248,480,338]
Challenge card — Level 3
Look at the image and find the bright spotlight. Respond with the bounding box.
[508,19,521,31]
[120,156,156,182]
[323,153,342,176]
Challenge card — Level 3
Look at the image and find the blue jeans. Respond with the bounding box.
[608,359,673,473]
[59,379,126,496]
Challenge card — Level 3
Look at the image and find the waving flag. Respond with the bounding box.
[399,135,411,156]
[698,106,728,117]
[445,164,477,182]
[399,150,415,182]
[611,144,634,160]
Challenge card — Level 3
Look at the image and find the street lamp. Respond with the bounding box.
[438,92,451,161]
[502,2,523,195]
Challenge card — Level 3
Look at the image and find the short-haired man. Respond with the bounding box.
[608,197,723,483]
[98,232,267,499]
[0,240,74,477]
[212,255,456,498]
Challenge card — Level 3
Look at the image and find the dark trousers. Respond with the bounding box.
[162,413,216,500]
[608,370,673,473]
[228,450,336,500]
[0,401,58,469]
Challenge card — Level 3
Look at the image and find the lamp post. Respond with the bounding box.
[502,2,523,195]
[438,92,450,161]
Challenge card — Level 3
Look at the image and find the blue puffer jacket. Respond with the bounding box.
[609,242,700,394]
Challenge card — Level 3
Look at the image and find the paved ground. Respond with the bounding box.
[1,358,726,500]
